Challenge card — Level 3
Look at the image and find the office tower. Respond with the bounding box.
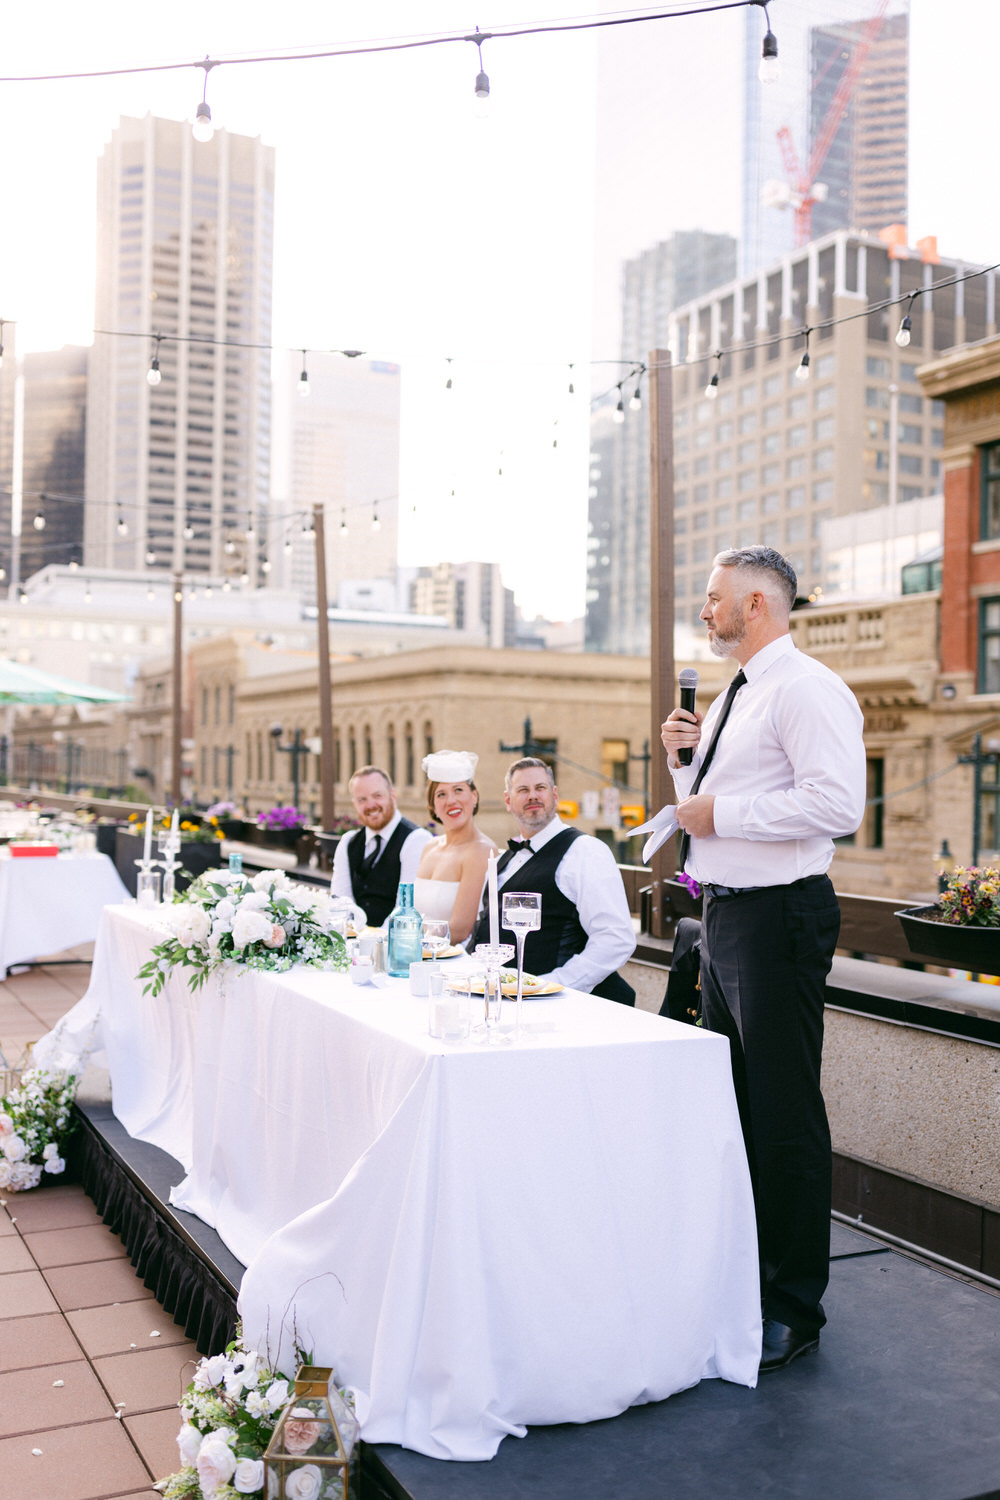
[410,560,515,648]
[586,230,738,654]
[85,115,274,578]
[665,230,992,628]
[17,348,88,580]
[742,1,908,276]
[270,353,400,606]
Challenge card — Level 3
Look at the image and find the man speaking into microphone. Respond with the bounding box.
[661,546,865,1374]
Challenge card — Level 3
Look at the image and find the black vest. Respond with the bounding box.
[346,817,420,928]
[470,828,635,1006]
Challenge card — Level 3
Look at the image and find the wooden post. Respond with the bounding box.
[313,504,336,827]
[171,571,183,805]
[648,347,675,939]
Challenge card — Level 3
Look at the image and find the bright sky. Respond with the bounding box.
[1,2,998,621]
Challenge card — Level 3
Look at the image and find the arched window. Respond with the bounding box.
[364,726,373,765]
[335,735,342,784]
[349,730,357,779]
[387,725,397,785]
[423,721,433,759]
[405,722,415,786]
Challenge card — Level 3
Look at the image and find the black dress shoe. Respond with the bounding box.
[759,1318,819,1373]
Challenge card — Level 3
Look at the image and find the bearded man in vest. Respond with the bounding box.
[470,757,635,1004]
[331,765,433,928]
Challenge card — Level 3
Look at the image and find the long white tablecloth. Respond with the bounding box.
[47,905,761,1461]
[0,851,129,979]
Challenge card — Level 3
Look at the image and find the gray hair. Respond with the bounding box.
[504,757,555,794]
[713,546,797,613]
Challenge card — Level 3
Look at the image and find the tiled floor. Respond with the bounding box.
[1,952,194,1500]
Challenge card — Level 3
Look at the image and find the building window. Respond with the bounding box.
[981,442,1000,540]
[405,724,415,786]
[980,755,1000,861]
[387,726,396,785]
[979,597,1000,691]
[601,738,629,787]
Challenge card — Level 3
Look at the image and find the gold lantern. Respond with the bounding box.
[263,1365,360,1500]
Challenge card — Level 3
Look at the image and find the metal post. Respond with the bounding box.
[172,572,183,805]
[313,503,336,828]
[972,732,983,867]
[647,346,675,938]
[225,744,235,798]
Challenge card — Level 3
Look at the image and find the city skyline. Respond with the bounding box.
[0,2,998,622]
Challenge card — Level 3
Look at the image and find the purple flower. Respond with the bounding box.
[258,805,307,831]
[677,872,702,899]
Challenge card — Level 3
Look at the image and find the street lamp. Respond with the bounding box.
[270,724,312,813]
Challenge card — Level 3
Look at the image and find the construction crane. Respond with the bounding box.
[768,0,889,248]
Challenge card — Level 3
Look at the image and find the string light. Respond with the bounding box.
[298,351,310,397]
[32,498,46,532]
[567,364,575,396]
[340,508,348,536]
[471,29,491,118]
[192,58,216,144]
[795,329,811,383]
[224,538,236,555]
[183,525,195,540]
[371,503,381,533]
[445,358,453,390]
[629,370,643,411]
[145,548,156,565]
[612,384,625,424]
[752,1,779,84]
[896,294,917,347]
[261,558,271,574]
[116,514,129,537]
[147,334,162,386]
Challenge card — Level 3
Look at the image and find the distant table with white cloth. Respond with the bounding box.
[48,904,761,1462]
[0,850,129,979]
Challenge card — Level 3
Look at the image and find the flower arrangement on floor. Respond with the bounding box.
[155,1338,293,1499]
[937,865,1000,927]
[0,1066,78,1192]
[137,868,350,998]
[257,805,308,833]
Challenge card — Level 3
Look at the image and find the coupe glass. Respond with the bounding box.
[501,891,542,1042]
[422,918,451,969]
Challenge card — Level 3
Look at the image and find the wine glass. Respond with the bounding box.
[501,891,542,1043]
[422,918,451,971]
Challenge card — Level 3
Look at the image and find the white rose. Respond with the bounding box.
[176,907,211,948]
[196,1435,237,1495]
[244,1389,267,1419]
[262,1378,290,1413]
[0,1161,11,1188]
[10,1162,41,1191]
[216,898,236,925]
[2,1134,26,1163]
[43,1155,65,1174]
[231,909,274,951]
[233,1457,265,1494]
[0,1113,13,1136]
[176,1422,203,1466]
[284,1463,322,1500]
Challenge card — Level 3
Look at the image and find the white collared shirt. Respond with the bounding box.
[498,817,635,993]
[671,633,866,887]
[331,812,433,906]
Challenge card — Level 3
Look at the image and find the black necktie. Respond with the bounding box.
[677,669,747,873]
[360,833,382,875]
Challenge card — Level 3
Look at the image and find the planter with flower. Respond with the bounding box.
[137,867,350,997]
[256,805,309,854]
[206,800,249,841]
[0,1066,78,1192]
[897,865,1000,976]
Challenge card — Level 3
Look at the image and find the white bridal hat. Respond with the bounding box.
[422,749,479,782]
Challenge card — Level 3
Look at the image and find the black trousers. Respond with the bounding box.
[700,873,839,1337]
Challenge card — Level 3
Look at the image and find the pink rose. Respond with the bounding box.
[0,1113,14,1137]
[282,1413,321,1456]
[264,923,286,949]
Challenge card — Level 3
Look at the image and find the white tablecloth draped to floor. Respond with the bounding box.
[42,904,762,1461]
[0,851,129,979]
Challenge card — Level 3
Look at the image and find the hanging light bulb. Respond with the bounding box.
[192,58,216,143]
[222,579,231,592]
[895,314,912,348]
[758,3,780,85]
[224,538,236,555]
[796,349,811,382]
[340,508,348,536]
[371,504,381,533]
[613,386,625,424]
[32,502,46,532]
[145,549,156,566]
[298,352,310,398]
[261,558,271,574]
[629,383,642,412]
[147,586,155,600]
[240,571,250,586]
[471,31,491,118]
[205,583,213,596]
[246,523,255,541]
[705,373,719,400]
[445,358,453,390]
[183,525,194,540]
[283,539,293,556]
[568,364,575,396]
[147,336,163,386]
[116,514,129,538]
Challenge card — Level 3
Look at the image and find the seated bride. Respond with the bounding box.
[414,750,498,945]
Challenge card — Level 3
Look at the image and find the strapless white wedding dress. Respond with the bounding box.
[413,877,461,924]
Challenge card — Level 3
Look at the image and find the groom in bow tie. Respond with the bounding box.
[470,757,635,1004]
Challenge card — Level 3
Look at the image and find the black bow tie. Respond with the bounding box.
[508,838,531,854]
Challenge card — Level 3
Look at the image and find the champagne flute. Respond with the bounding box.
[501,891,542,1043]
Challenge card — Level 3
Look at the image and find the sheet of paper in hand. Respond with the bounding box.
[628,805,679,864]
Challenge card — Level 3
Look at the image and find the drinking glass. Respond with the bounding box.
[422,918,451,969]
[501,891,542,1042]
[472,942,514,1045]
[137,868,162,908]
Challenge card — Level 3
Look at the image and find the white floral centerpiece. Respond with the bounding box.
[155,1338,293,1499]
[138,869,350,998]
[0,1066,78,1192]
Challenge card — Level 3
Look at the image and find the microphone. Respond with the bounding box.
[677,668,699,766]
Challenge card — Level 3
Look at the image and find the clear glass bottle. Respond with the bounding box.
[387,883,424,978]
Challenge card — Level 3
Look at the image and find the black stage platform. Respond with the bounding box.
[74,1101,1000,1500]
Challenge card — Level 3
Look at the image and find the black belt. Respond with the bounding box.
[701,874,827,901]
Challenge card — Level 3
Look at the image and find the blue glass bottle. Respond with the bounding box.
[387,883,423,978]
[228,851,243,876]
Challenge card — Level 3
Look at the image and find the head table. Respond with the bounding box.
[41,903,761,1462]
[0,850,129,980]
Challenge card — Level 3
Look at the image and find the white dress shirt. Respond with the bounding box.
[670,633,866,888]
[498,817,635,993]
[331,812,433,906]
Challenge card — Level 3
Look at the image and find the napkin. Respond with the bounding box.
[628,804,679,864]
